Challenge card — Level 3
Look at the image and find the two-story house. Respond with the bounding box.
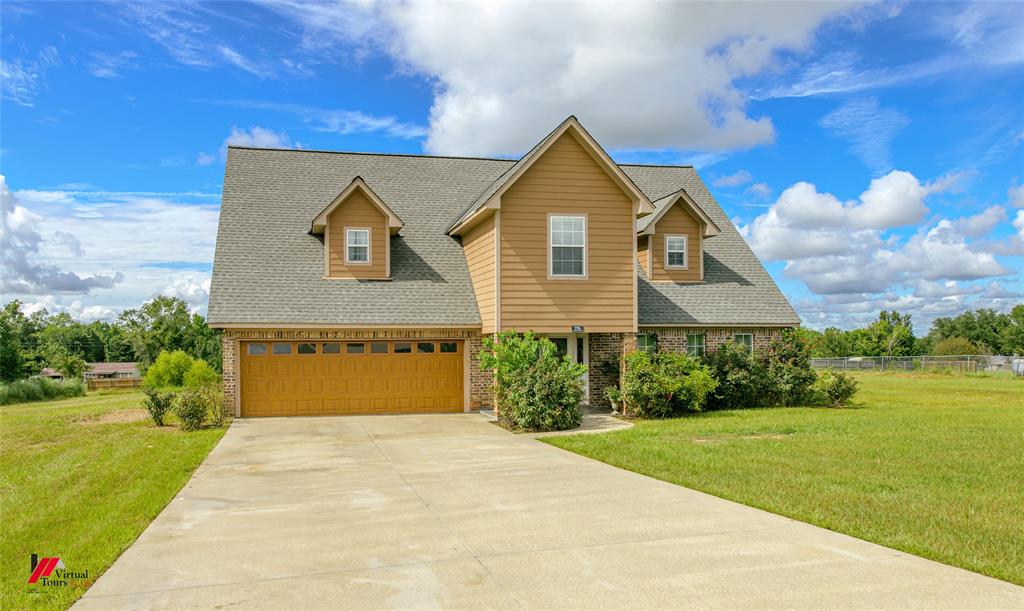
[208,117,799,417]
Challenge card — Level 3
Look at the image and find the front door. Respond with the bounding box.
[546,334,589,402]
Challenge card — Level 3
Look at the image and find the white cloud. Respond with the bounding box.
[87,51,139,79]
[1009,185,1024,208]
[196,152,216,166]
[712,170,753,188]
[742,170,1011,297]
[1,176,124,295]
[264,0,864,156]
[22,296,119,323]
[161,276,212,314]
[208,100,429,140]
[3,179,220,317]
[950,205,1005,238]
[756,3,1024,100]
[744,170,932,260]
[224,126,293,149]
[0,46,59,107]
[820,97,909,173]
[746,182,773,198]
[217,46,272,78]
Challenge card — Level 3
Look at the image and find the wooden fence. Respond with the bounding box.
[87,378,143,391]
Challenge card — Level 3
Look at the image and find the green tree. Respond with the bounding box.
[37,312,104,364]
[0,306,24,382]
[861,311,916,357]
[119,297,192,370]
[53,351,87,379]
[187,314,222,372]
[1001,304,1024,355]
[928,308,1010,353]
[931,337,979,356]
[90,321,134,362]
[817,327,854,357]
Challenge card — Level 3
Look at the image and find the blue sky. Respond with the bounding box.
[2,1,1022,333]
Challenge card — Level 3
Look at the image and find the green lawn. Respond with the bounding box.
[0,391,226,610]
[544,372,1024,585]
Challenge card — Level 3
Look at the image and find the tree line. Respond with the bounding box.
[795,305,1024,358]
[0,296,221,382]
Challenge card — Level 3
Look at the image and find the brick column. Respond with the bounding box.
[220,332,238,417]
[587,333,623,407]
[467,332,493,410]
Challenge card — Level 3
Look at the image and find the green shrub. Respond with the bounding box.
[703,342,773,410]
[142,388,175,426]
[0,377,86,406]
[479,331,586,432]
[811,371,858,407]
[173,386,213,431]
[144,350,195,389]
[703,331,817,410]
[183,359,220,388]
[763,331,818,406]
[931,336,979,356]
[621,350,717,418]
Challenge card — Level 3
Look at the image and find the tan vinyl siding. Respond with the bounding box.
[462,214,497,334]
[327,191,388,279]
[637,235,650,276]
[499,132,635,333]
[649,204,702,282]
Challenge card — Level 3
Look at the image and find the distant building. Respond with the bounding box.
[37,367,64,380]
[84,362,141,380]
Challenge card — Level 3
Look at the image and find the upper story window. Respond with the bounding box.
[345,228,370,264]
[549,215,586,277]
[665,235,687,268]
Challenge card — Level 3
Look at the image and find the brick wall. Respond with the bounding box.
[639,327,784,355]
[220,334,238,415]
[467,333,493,409]
[586,332,637,408]
[587,333,620,407]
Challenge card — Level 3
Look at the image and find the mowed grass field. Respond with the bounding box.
[544,372,1024,585]
[0,392,226,610]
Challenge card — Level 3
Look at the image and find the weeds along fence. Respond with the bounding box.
[811,355,1024,376]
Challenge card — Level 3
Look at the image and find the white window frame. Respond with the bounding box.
[734,333,753,352]
[665,234,688,269]
[637,334,658,354]
[548,213,587,279]
[686,333,705,357]
[344,227,371,265]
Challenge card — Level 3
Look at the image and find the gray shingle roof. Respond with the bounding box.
[209,147,799,327]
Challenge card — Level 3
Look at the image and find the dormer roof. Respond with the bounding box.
[311,177,404,234]
[637,189,721,238]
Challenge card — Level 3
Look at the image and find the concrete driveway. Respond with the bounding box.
[77,415,1022,609]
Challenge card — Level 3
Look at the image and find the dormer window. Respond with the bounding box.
[345,228,370,264]
[549,214,586,278]
[665,235,687,269]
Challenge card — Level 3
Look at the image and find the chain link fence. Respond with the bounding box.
[811,355,1024,375]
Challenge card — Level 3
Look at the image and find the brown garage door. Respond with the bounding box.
[239,340,464,417]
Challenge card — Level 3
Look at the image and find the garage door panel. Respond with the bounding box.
[240,340,464,417]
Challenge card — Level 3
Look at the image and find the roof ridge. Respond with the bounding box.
[226,145,516,163]
[227,146,697,169]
